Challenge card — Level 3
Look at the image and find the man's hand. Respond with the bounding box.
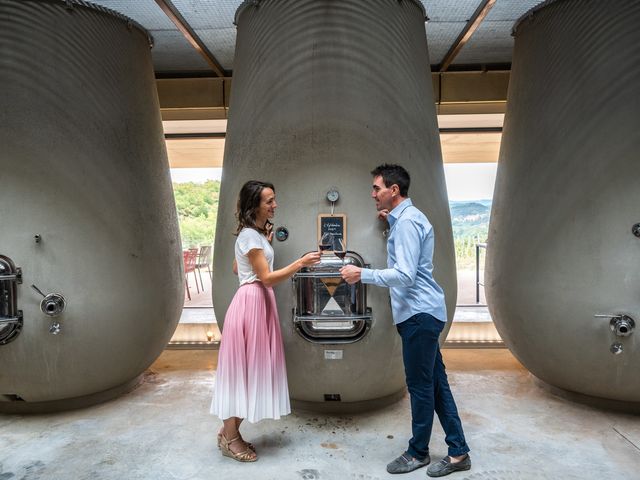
[340,265,362,284]
[378,209,390,221]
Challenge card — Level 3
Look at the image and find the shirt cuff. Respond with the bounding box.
[360,268,374,284]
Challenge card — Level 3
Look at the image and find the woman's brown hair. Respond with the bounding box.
[235,180,275,235]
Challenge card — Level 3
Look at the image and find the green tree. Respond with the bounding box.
[449,201,490,269]
[173,180,220,248]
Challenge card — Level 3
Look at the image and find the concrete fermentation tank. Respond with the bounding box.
[0,0,183,412]
[214,0,456,410]
[486,0,640,405]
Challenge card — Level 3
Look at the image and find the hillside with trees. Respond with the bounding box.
[173,180,220,248]
[450,200,491,268]
[172,183,490,271]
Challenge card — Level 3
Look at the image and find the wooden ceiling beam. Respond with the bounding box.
[154,0,227,77]
[439,0,497,72]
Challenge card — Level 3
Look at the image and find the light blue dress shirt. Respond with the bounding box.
[360,198,447,324]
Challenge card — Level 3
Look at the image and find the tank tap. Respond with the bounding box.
[594,313,635,337]
[31,285,66,334]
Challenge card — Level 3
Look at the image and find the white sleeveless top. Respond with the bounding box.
[235,227,274,286]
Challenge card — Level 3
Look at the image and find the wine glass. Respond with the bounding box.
[333,237,346,265]
[319,232,333,254]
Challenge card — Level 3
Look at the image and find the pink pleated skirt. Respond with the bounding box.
[210,282,291,423]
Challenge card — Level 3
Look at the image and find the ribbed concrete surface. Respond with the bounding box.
[0,0,183,410]
[486,0,640,402]
[215,0,455,409]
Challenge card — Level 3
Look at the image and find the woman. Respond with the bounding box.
[211,180,320,462]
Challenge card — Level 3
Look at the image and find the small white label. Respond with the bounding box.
[324,349,343,360]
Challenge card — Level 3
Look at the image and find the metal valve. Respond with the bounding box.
[31,285,66,335]
[594,314,635,337]
[32,285,66,317]
[40,294,66,317]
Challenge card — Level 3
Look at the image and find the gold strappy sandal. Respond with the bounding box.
[218,430,255,452]
[219,433,258,462]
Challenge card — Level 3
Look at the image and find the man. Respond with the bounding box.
[340,164,470,477]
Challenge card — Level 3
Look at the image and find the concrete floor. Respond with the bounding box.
[1,349,639,480]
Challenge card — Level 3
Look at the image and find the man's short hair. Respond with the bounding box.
[370,164,410,197]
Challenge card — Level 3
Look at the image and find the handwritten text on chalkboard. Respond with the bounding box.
[317,214,347,243]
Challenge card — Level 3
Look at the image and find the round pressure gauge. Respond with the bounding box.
[326,189,340,203]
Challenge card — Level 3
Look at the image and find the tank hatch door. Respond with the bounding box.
[293,251,372,344]
[0,255,23,345]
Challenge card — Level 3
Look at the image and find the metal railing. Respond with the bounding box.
[475,242,487,305]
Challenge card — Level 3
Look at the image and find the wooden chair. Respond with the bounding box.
[183,249,200,301]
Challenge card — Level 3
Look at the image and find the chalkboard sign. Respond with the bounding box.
[317,214,347,246]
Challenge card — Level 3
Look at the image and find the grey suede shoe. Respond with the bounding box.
[386,452,430,474]
[426,455,471,477]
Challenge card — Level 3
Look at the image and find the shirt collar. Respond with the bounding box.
[387,198,413,228]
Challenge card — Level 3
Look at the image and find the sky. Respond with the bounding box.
[443,163,497,201]
[170,168,223,183]
[170,162,498,202]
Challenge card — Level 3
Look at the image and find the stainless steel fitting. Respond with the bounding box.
[32,285,66,317]
[594,313,635,337]
[40,294,66,317]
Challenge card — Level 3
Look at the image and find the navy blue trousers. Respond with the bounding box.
[397,313,470,460]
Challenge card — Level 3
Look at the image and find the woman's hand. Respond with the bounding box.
[247,249,320,287]
[299,251,321,267]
